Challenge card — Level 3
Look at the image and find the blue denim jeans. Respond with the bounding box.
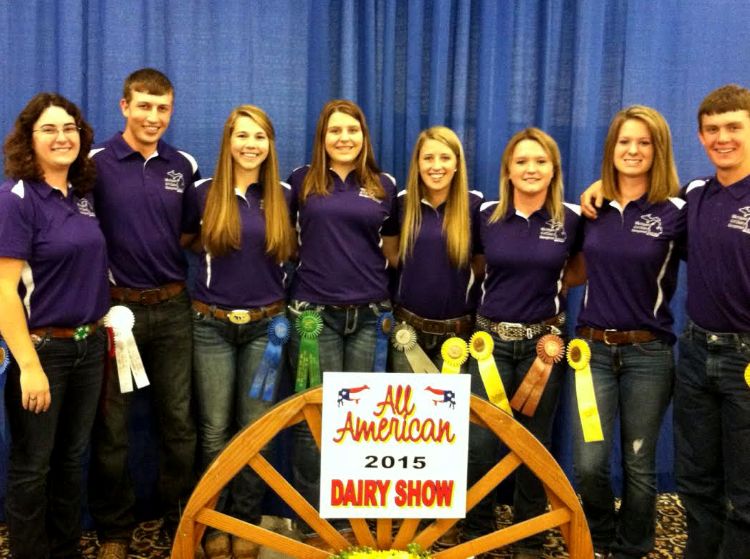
[572,338,674,558]
[192,311,282,525]
[5,329,105,558]
[287,299,391,529]
[88,291,196,542]
[675,322,750,559]
[465,333,564,552]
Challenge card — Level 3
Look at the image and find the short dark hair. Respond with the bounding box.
[122,68,174,102]
[697,84,750,129]
[3,92,96,195]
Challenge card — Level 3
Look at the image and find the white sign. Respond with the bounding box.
[319,372,470,518]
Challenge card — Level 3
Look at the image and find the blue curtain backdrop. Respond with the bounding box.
[1,0,749,519]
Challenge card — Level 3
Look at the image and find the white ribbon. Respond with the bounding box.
[103,306,149,393]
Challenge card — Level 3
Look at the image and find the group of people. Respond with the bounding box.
[0,66,746,559]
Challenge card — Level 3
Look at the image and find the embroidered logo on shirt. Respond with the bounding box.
[631,214,663,237]
[164,170,185,193]
[539,220,567,242]
[728,206,750,234]
[358,188,383,203]
[76,198,96,217]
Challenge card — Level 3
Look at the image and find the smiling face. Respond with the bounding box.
[120,89,173,155]
[508,139,553,205]
[418,138,458,205]
[32,105,81,180]
[230,115,269,184]
[324,111,363,174]
[613,118,654,180]
[699,109,750,183]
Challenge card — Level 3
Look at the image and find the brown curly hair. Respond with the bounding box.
[4,92,96,195]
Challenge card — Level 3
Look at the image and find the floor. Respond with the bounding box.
[0,493,687,558]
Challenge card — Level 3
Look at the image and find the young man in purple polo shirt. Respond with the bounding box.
[87,68,199,559]
[674,84,750,559]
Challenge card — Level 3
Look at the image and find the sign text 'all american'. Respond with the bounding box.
[332,384,456,444]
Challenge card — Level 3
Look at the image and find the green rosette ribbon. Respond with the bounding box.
[295,310,324,392]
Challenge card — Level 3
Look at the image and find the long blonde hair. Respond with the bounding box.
[601,105,679,203]
[202,105,293,261]
[300,99,383,203]
[399,126,471,268]
[490,127,564,224]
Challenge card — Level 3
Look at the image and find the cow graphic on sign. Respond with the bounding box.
[425,386,456,409]
[338,385,369,407]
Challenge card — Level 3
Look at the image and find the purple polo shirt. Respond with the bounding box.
[90,133,200,288]
[0,179,110,329]
[477,201,582,323]
[183,178,291,308]
[394,190,484,319]
[287,166,398,305]
[684,175,750,332]
[577,195,687,343]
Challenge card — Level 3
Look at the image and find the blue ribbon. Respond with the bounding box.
[249,316,290,402]
[0,339,10,445]
[373,311,394,372]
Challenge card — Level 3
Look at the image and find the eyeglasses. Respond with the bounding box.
[32,124,81,137]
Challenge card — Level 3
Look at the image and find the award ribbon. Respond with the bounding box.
[469,331,513,416]
[249,316,290,401]
[103,306,148,393]
[745,363,750,390]
[373,312,394,372]
[391,323,439,373]
[0,338,10,444]
[295,310,323,392]
[567,339,604,442]
[511,334,565,417]
[441,337,468,374]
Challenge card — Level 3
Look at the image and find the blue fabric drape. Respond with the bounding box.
[2,0,750,519]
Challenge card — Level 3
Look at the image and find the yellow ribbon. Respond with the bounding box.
[391,323,439,373]
[745,363,750,389]
[567,338,604,442]
[469,331,513,416]
[441,337,468,374]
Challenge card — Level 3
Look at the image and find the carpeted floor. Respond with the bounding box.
[0,493,687,558]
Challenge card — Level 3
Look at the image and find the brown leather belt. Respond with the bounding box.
[394,306,473,336]
[577,326,657,345]
[192,300,286,325]
[111,282,185,305]
[30,322,99,340]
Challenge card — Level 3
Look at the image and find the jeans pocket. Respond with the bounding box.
[633,339,672,356]
[288,300,311,316]
[370,299,393,316]
[31,334,50,351]
[192,310,206,322]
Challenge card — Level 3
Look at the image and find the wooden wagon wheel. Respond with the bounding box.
[171,388,592,558]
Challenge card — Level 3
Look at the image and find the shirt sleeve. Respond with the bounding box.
[181,178,208,235]
[380,173,399,237]
[0,186,34,260]
[474,207,488,256]
[469,192,484,255]
[286,167,307,228]
[569,213,585,256]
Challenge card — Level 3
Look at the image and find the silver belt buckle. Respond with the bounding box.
[228,310,251,324]
[498,322,524,341]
